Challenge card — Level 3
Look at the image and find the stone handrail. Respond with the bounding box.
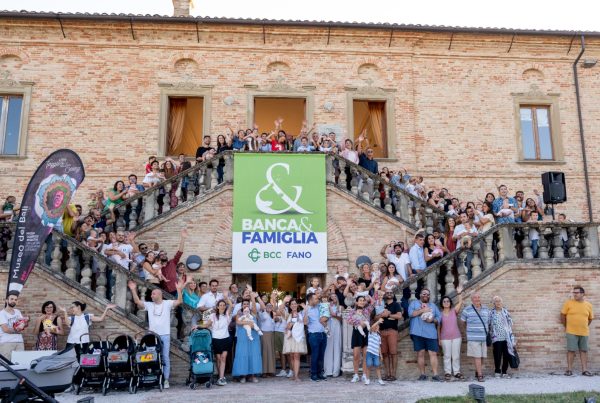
[326,153,447,231]
[102,150,234,232]
[0,222,197,348]
[394,221,600,307]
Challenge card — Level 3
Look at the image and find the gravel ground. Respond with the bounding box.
[55,372,599,403]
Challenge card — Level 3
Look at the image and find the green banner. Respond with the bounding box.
[232,153,327,273]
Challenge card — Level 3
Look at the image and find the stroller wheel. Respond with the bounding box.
[75,383,81,395]
[189,383,197,390]
[129,383,137,394]
[205,381,211,389]
[102,384,108,396]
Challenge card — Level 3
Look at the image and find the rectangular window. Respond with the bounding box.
[166,96,204,156]
[0,95,23,155]
[254,97,306,136]
[353,100,388,158]
[520,105,553,160]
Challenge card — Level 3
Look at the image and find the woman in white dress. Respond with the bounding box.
[281,298,307,382]
[323,292,343,377]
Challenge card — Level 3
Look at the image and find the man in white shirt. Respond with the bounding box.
[128,278,185,389]
[197,279,224,312]
[105,231,137,269]
[380,241,411,281]
[0,291,27,359]
[142,160,165,188]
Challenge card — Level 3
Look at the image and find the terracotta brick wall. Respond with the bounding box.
[0,17,598,221]
[396,261,600,377]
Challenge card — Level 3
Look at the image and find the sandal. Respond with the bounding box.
[444,373,452,381]
[582,371,593,377]
[564,370,573,376]
[476,374,485,382]
[455,373,465,380]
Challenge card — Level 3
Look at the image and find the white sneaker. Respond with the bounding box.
[377,379,385,386]
[163,380,170,389]
[364,378,370,385]
[276,370,288,377]
[494,373,501,378]
[351,374,360,383]
[361,374,367,383]
[286,370,294,378]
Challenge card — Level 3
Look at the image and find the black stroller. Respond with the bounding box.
[104,333,136,395]
[75,334,109,395]
[132,331,164,393]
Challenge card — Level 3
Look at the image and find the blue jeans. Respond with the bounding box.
[531,239,539,258]
[308,332,327,378]
[160,334,171,380]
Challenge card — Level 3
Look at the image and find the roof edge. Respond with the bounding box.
[0,10,599,38]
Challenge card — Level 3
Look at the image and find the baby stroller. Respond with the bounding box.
[186,328,215,389]
[75,334,109,395]
[104,333,136,395]
[133,331,164,393]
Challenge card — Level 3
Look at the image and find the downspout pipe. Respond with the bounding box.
[573,34,594,222]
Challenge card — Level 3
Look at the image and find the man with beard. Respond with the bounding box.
[0,291,27,358]
[375,290,403,381]
[408,288,442,381]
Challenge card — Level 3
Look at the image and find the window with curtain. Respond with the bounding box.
[520,105,553,160]
[353,100,387,158]
[0,95,23,155]
[167,96,204,157]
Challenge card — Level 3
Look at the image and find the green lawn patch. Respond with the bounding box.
[418,391,600,403]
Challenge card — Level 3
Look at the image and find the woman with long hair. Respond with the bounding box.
[232,293,263,383]
[257,297,276,377]
[216,134,232,184]
[347,283,380,384]
[32,301,64,351]
[323,291,343,377]
[142,251,167,285]
[281,297,307,382]
[438,287,464,381]
[197,297,233,386]
[162,159,179,209]
[381,262,400,292]
[445,217,458,253]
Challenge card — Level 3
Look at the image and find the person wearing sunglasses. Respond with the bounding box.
[408,288,442,382]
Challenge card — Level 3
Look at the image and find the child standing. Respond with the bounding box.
[307,277,322,295]
[364,319,385,385]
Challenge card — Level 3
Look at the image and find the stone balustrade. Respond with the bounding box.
[326,153,446,231]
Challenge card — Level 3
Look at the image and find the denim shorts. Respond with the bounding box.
[411,335,439,352]
[366,352,380,368]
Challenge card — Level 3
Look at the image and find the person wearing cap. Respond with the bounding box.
[0,291,27,359]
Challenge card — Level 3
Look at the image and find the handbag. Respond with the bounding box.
[473,307,492,347]
[509,348,520,369]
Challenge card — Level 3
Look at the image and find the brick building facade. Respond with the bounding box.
[0,10,599,222]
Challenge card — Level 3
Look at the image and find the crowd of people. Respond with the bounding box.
[1,280,593,389]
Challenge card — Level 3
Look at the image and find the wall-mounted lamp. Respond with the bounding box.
[323,101,334,112]
[582,59,597,68]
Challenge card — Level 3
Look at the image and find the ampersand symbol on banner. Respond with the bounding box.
[255,163,312,215]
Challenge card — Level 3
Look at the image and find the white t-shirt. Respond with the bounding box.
[143,172,163,187]
[453,224,478,239]
[209,312,230,340]
[197,292,224,310]
[67,314,94,344]
[273,309,288,333]
[144,300,174,336]
[307,286,322,295]
[0,309,24,343]
[387,252,411,281]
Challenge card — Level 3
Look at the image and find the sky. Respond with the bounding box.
[2,0,599,32]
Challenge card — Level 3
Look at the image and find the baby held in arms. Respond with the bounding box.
[239,307,263,341]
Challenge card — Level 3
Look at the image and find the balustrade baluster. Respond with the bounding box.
[444,260,455,295]
[80,252,93,289]
[224,153,234,183]
[552,226,564,258]
[210,166,218,189]
[399,194,409,222]
[424,208,433,235]
[521,228,533,259]
[361,175,371,201]
[350,169,359,196]
[497,230,506,262]
[162,183,172,214]
[409,281,418,302]
[567,227,579,258]
[384,193,392,213]
[457,250,468,288]
[129,198,139,230]
[414,203,422,228]
[65,244,77,281]
[126,287,134,315]
[338,158,346,187]
[144,190,157,222]
[426,270,438,304]
[181,309,194,352]
[116,204,126,230]
[537,226,549,258]
[137,284,148,319]
[325,156,333,182]
[581,227,594,257]
[483,233,494,269]
[96,259,107,299]
[112,269,127,308]
[50,237,62,272]
[471,241,482,278]
[198,167,207,195]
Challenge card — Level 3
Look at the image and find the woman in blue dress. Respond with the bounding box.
[232,293,263,383]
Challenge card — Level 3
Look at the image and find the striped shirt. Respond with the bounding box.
[367,331,381,356]
[460,305,490,342]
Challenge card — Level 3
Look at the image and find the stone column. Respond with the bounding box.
[341,309,354,374]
